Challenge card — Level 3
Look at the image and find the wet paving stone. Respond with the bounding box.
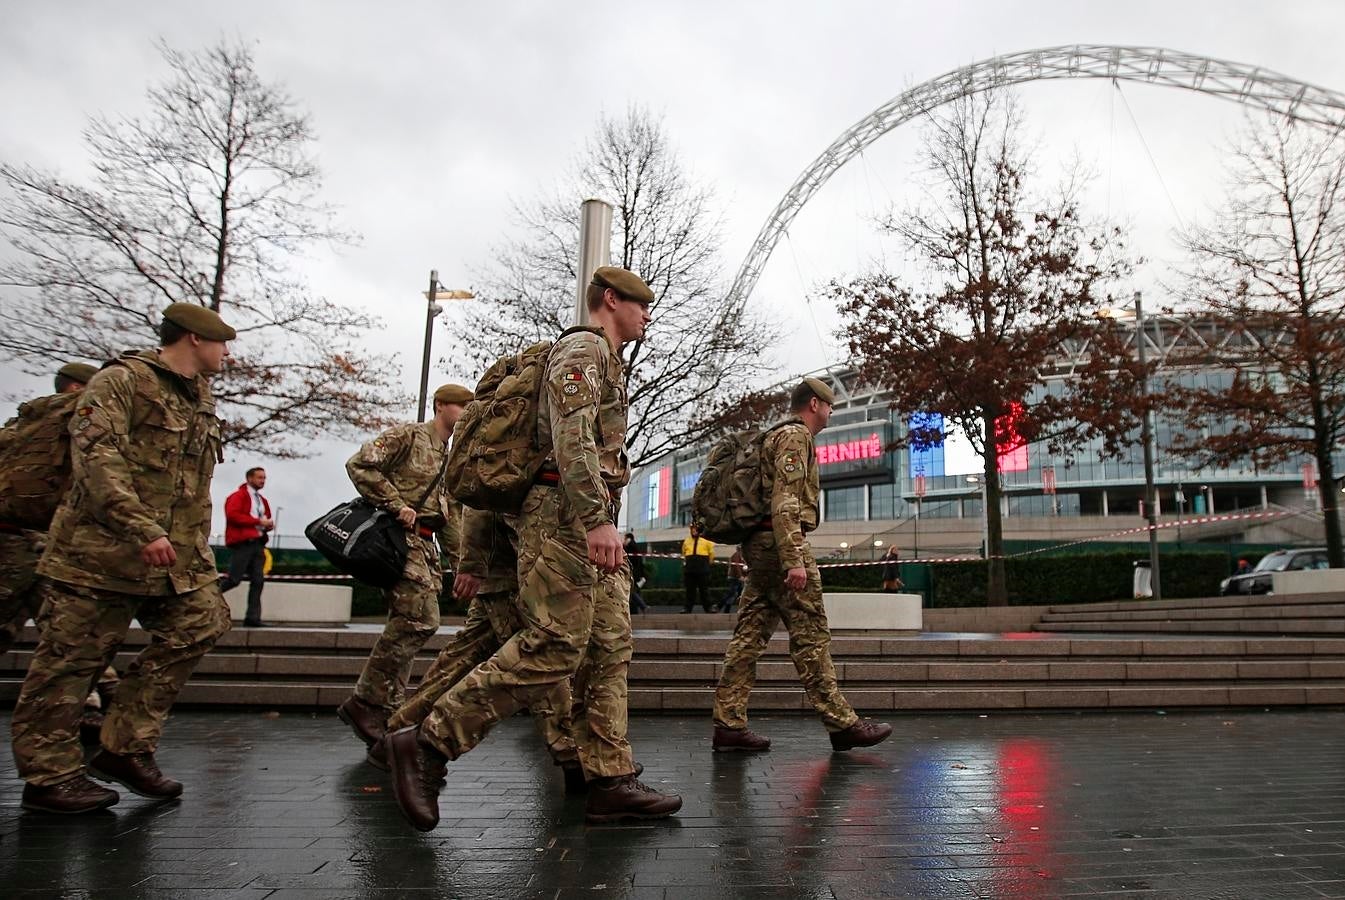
[0,708,1342,897]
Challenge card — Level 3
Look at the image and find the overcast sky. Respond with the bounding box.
[4,1,1344,539]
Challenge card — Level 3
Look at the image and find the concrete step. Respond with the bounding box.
[114,679,1345,712]
[1040,602,1345,623]
[1046,592,1345,615]
[5,627,1345,713]
[1037,618,1345,635]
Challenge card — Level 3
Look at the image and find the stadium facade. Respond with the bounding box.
[625,314,1336,557]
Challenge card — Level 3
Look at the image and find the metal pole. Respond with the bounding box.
[1136,291,1162,601]
[575,199,613,326]
[980,478,989,560]
[417,269,437,423]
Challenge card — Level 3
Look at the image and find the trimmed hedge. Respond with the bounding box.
[216,543,1256,615]
[923,549,1234,608]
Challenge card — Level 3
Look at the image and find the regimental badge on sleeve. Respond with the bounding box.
[557,367,596,413]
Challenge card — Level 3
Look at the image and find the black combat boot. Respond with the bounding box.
[337,695,388,747]
[21,776,119,814]
[386,726,448,832]
[712,725,772,752]
[584,774,682,823]
[89,749,184,799]
[829,719,893,751]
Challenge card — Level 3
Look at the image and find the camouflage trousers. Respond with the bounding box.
[713,533,858,732]
[388,590,577,763]
[354,535,441,711]
[0,530,45,654]
[11,579,231,786]
[421,485,636,779]
[0,530,120,700]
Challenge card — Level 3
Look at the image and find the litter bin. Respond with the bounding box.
[1133,559,1152,599]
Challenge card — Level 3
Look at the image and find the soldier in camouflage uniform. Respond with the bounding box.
[0,362,121,744]
[378,507,580,785]
[335,383,471,748]
[711,378,893,754]
[385,266,681,831]
[0,362,99,654]
[10,304,236,814]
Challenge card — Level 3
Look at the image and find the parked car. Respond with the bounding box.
[1219,547,1329,595]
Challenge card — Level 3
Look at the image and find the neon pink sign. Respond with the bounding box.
[816,433,883,466]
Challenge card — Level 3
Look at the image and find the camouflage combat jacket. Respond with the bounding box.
[537,327,628,531]
[39,350,224,596]
[456,507,519,595]
[761,418,820,571]
[346,422,456,553]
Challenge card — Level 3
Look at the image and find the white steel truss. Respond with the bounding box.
[726,45,1345,316]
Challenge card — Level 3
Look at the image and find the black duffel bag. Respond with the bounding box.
[305,498,408,588]
[306,448,449,588]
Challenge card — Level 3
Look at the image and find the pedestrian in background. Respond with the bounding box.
[680,523,715,613]
[625,533,648,614]
[220,466,273,626]
[880,545,903,592]
[718,547,746,613]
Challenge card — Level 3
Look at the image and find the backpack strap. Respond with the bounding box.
[411,444,452,517]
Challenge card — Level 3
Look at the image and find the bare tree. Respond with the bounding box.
[0,39,402,458]
[831,92,1136,605]
[451,106,778,467]
[1169,115,1345,566]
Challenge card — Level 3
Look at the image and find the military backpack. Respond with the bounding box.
[0,392,80,530]
[445,325,603,514]
[691,423,791,544]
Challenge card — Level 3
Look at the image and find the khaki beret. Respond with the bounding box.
[163,302,237,341]
[433,383,474,405]
[591,266,654,303]
[801,376,835,405]
[57,362,99,384]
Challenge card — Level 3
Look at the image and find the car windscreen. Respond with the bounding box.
[1252,551,1291,573]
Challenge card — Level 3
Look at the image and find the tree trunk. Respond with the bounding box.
[1317,446,1344,569]
[983,415,1008,606]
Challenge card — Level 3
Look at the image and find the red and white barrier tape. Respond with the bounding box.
[239,509,1300,579]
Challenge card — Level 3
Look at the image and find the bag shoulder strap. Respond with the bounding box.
[412,438,452,515]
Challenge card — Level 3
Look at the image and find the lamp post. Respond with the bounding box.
[1098,296,1162,601]
[1134,292,1162,602]
[417,269,475,423]
[966,474,989,558]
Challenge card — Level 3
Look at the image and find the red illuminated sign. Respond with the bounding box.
[995,402,1028,473]
[816,433,883,466]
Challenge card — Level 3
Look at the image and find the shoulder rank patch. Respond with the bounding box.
[78,406,93,416]
[564,371,584,382]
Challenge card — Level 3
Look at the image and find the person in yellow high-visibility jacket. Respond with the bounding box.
[680,524,715,613]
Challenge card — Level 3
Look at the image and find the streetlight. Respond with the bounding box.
[418,269,474,423]
[966,474,989,558]
[1098,294,1162,601]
